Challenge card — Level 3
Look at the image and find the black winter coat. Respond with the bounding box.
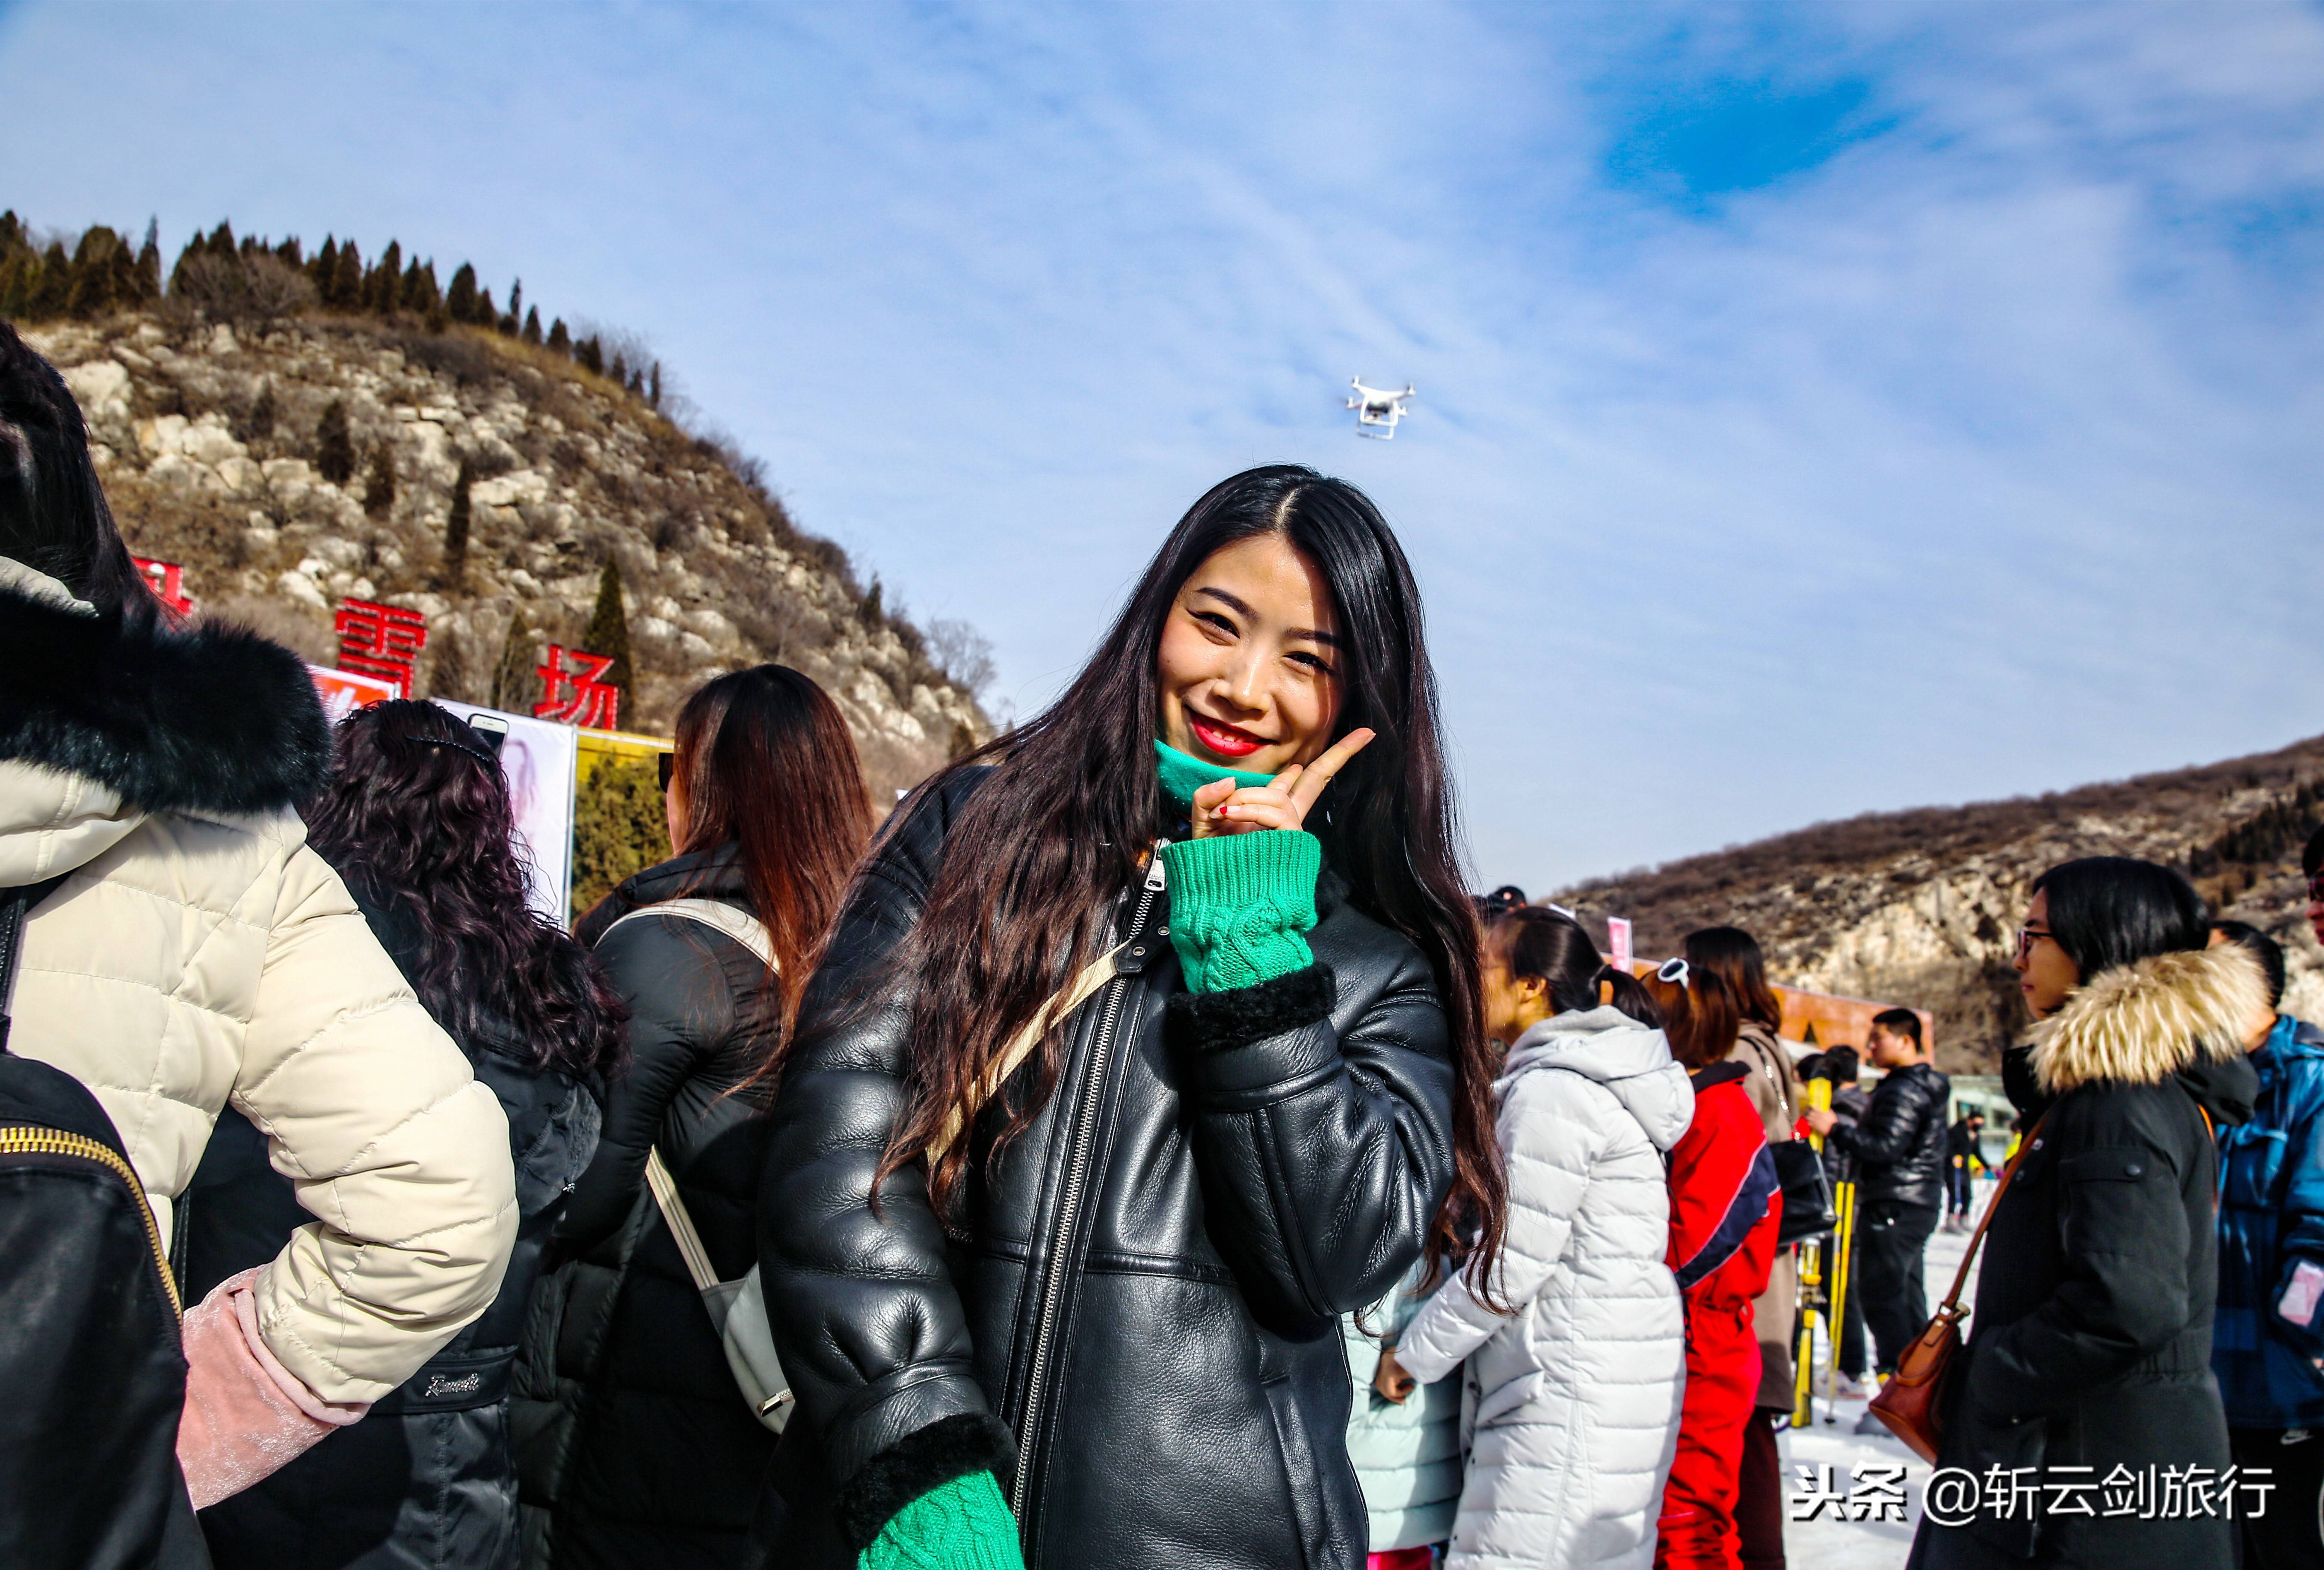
[1828,1060,1950,1214]
[513,847,779,1570]
[755,772,1459,1570]
[1909,945,2263,1570]
[187,883,600,1570]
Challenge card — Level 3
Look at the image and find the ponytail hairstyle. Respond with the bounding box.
[1641,962,1745,1069]
[1491,907,1662,1029]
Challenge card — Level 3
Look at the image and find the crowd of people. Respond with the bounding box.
[6,308,2324,1570]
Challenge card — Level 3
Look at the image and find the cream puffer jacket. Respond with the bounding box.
[0,557,517,1406]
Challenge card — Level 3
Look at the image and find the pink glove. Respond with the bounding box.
[177,1268,369,1508]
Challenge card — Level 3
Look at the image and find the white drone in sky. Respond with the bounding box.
[1347,377,1416,439]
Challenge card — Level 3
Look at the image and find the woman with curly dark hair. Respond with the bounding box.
[756,465,1504,1569]
[186,698,624,1570]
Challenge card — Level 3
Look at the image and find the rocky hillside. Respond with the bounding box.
[23,305,989,797]
[1555,738,2324,1072]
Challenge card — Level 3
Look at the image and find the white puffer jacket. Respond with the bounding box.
[1398,1007,1693,1570]
[0,557,517,1406]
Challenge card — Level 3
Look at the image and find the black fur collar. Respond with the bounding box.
[0,571,331,815]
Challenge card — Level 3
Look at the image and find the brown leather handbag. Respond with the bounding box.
[1868,1114,2046,1462]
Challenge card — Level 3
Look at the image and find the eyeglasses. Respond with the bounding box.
[2014,925,2055,960]
[657,751,676,793]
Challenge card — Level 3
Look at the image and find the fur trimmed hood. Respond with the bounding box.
[0,556,330,817]
[2033,942,2265,1094]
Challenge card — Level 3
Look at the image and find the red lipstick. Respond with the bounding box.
[1189,715,1264,759]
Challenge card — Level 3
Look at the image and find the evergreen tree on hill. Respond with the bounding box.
[363,442,397,518]
[311,236,338,296]
[206,221,235,257]
[576,335,602,375]
[331,241,363,309]
[583,555,634,704]
[648,362,662,409]
[273,237,303,270]
[446,262,478,323]
[545,317,568,354]
[523,307,544,345]
[27,242,70,319]
[441,457,474,590]
[315,399,356,486]
[491,609,537,713]
[370,240,403,314]
[136,220,161,298]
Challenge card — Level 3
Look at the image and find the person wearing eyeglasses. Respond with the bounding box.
[1803,1007,1947,1418]
[1905,857,2258,1570]
[2208,920,2324,1570]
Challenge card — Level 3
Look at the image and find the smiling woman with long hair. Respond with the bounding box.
[755,465,1503,1570]
[188,698,623,1570]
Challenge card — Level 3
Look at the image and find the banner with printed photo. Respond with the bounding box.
[432,701,580,925]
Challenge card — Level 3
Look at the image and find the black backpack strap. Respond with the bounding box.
[0,876,71,1054]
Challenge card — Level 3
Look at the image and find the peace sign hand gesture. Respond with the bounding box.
[1188,728,1376,839]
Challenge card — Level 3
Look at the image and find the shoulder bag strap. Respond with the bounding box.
[607,898,776,1295]
[1936,1109,2049,1315]
[643,1147,721,1294]
[605,897,775,969]
[925,942,1127,1167]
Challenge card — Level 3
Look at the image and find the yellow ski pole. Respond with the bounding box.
[1828,1177,1856,1417]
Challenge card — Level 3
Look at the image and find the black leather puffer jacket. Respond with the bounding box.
[755,772,1459,1570]
[1827,1060,1950,1215]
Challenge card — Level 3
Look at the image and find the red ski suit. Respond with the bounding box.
[1657,1063,1782,1570]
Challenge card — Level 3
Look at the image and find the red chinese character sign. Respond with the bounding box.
[534,644,620,730]
[334,599,429,699]
[133,557,195,616]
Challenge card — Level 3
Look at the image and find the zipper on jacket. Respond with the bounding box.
[1009,853,1164,1522]
[0,1125,182,1316]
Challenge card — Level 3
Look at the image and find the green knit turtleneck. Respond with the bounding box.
[1150,739,1322,994]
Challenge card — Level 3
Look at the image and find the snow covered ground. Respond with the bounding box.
[1780,1187,1989,1570]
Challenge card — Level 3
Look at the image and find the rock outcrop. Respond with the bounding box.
[28,311,988,796]
[1556,739,2324,1071]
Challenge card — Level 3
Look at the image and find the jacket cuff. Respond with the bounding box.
[835,1412,1019,1553]
[859,1469,1024,1570]
[1158,831,1320,992]
[1167,963,1335,1057]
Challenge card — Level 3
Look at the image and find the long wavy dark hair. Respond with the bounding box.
[305,699,624,1082]
[667,666,874,1076]
[866,464,1504,1295]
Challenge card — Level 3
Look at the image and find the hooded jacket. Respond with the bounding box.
[514,847,782,1570]
[1397,1008,1693,1570]
[1910,945,2262,1570]
[0,558,516,1409]
[1341,1270,1463,1555]
[1728,1019,1803,1410]
[2213,1013,2324,1429]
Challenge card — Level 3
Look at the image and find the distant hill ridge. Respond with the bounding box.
[1554,736,2324,1071]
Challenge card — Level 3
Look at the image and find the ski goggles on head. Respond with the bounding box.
[1655,958,1690,986]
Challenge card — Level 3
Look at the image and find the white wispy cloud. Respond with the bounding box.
[2,0,2318,892]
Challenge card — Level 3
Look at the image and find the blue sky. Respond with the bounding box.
[5,1,2322,891]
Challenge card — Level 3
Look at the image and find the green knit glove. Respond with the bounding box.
[859,1471,1024,1570]
[1158,830,1322,993]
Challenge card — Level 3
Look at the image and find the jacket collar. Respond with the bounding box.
[2032,944,2264,1095]
[0,555,331,817]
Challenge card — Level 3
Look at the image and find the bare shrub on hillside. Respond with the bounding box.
[167,252,316,326]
